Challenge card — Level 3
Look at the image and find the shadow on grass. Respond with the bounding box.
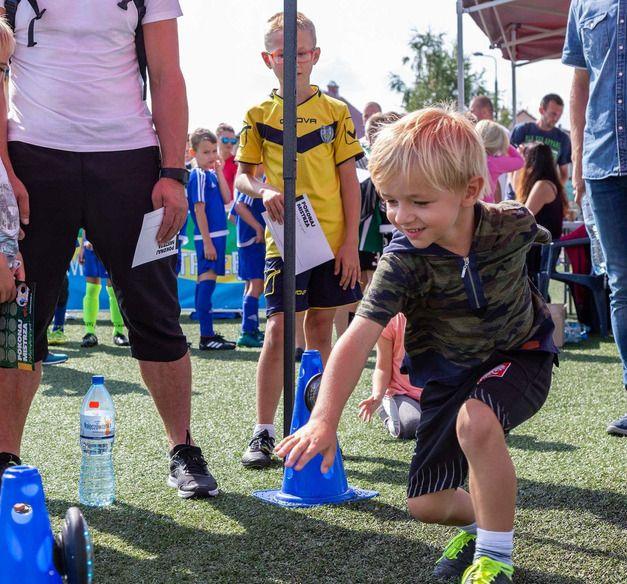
[518,478,626,531]
[46,493,434,583]
[40,365,147,397]
[560,352,622,365]
[507,434,578,453]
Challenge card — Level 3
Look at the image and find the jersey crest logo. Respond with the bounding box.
[320,125,335,143]
[478,362,511,384]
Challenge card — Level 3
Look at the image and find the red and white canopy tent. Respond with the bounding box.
[456,0,570,117]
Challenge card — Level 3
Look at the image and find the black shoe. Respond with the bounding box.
[433,530,476,581]
[607,413,627,436]
[81,333,98,348]
[241,430,275,469]
[113,333,130,347]
[295,347,304,362]
[168,443,218,499]
[0,452,22,486]
[199,335,236,351]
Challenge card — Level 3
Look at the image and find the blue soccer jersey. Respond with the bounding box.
[187,168,228,239]
[235,191,266,248]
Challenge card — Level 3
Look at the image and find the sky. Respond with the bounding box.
[178,0,574,133]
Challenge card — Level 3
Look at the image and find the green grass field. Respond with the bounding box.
[21,314,627,583]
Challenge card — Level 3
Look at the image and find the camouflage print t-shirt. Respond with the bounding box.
[356,201,557,387]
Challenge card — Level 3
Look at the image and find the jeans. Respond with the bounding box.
[587,176,627,386]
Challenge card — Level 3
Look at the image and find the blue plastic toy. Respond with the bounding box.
[0,466,94,584]
[254,350,378,508]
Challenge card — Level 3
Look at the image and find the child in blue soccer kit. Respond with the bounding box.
[187,128,235,350]
[233,188,266,347]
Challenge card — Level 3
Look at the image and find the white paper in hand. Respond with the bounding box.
[132,208,177,268]
[262,194,334,275]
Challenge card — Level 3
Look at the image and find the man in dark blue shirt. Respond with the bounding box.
[510,93,572,186]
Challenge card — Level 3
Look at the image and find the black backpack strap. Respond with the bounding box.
[24,0,45,47]
[5,0,45,48]
[4,0,21,32]
[118,0,147,100]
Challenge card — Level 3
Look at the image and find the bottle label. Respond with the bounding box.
[80,413,115,441]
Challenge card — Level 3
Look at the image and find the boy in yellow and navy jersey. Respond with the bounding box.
[236,11,363,468]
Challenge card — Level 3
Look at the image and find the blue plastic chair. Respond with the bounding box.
[538,237,609,337]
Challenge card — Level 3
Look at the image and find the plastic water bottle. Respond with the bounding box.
[581,195,606,275]
[79,375,115,506]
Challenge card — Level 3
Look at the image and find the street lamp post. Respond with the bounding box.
[473,52,498,116]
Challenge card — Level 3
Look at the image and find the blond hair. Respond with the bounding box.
[369,106,489,198]
[264,12,317,50]
[0,17,15,59]
[476,119,510,156]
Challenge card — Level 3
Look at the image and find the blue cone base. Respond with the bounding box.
[252,485,378,508]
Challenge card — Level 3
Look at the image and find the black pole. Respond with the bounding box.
[282,0,297,437]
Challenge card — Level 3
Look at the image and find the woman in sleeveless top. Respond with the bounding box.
[516,142,569,287]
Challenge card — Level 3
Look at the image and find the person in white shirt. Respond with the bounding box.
[0,0,219,499]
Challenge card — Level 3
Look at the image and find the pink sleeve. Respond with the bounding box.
[489,145,525,175]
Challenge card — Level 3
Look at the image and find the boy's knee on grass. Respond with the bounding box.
[456,399,504,453]
[407,491,452,524]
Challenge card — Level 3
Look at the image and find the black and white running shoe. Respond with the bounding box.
[199,335,236,351]
[168,438,218,499]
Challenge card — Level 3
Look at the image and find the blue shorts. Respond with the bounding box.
[264,257,362,318]
[238,243,265,281]
[194,236,226,276]
[83,248,109,279]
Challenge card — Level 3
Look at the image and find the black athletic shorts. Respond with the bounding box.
[264,257,362,318]
[407,349,555,499]
[10,142,188,363]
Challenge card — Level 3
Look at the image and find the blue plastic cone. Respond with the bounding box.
[253,350,378,508]
[0,466,62,583]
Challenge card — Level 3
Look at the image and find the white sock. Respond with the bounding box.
[253,424,275,439]
[474,528,514,566]
[460,522,477,536]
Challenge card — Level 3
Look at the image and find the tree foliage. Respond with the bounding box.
[390,30,487,111]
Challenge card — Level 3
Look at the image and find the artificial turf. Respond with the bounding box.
[20,314,627,583]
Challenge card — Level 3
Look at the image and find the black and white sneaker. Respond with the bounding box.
[241,430,275,469]
[199,335,236,351]
[0,452,22,486]
[113,333,130,347]
[81,333,98,348]
[168,443,218,499]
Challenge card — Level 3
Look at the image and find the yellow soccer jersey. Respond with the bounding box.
[236,86,364,259]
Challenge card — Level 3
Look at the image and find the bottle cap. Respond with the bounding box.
[92,375,105,385]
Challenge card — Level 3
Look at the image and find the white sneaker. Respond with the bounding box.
[378,396,401,438]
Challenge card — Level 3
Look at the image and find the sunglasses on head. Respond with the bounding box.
[220,137,238,145]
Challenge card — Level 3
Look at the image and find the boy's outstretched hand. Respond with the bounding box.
[358,393,383,423]
[275,419,338,473]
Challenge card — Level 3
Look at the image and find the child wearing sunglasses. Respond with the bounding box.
[216,122,237,202]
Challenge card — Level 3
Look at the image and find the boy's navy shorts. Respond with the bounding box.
[10,142,188,363]
[194,236,226,276]
[83,247,109,279]
[264,257,362,317]
[407,349,555,499]
[238,243,265,281]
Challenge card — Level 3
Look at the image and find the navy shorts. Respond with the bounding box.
[264,257,362,318]
[83,247,109,279]
[194,236,226,276]
[238,243,265,281]
[407,350,555,499]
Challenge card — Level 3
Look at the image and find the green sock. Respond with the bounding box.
[107,286,125,335]
[83,282,101,335]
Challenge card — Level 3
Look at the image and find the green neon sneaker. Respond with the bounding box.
[433,530,476,580]
[461,557,514,583]
[47,328,68,345]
